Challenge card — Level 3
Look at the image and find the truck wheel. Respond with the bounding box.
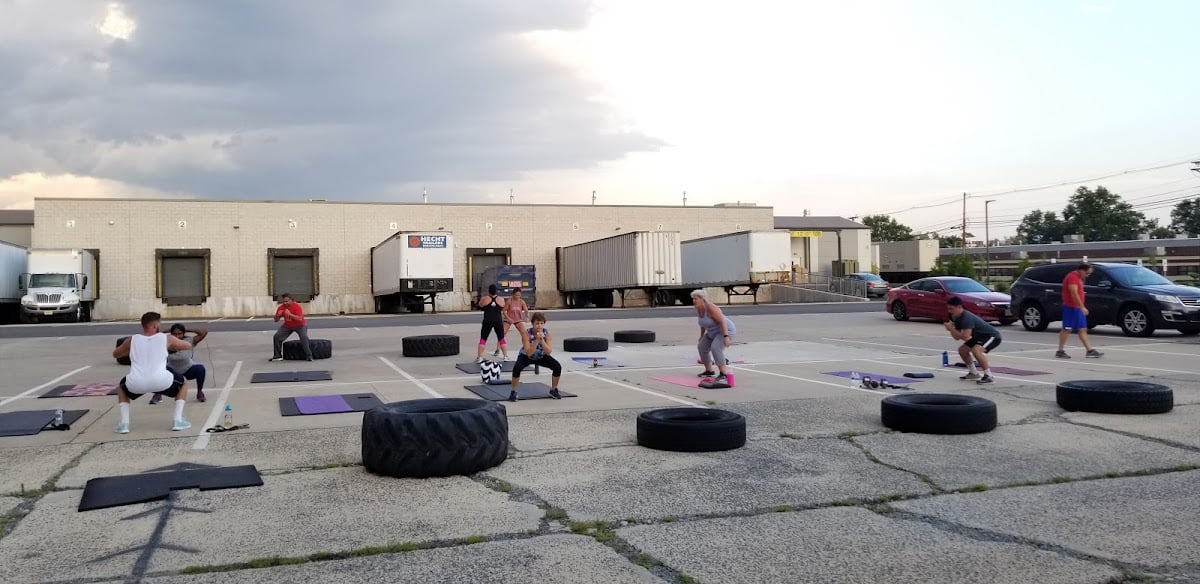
[115,337,131,366]
[614,330,656,343]
[593,291,615,309]
[283,339,332,360]
[1057,380,1172,414]
[637,408,746,452]
[881,393,997,435]
[402,334,460,357]
[69,306,82,323]
[362,398,509,478]
[563,337,608,352]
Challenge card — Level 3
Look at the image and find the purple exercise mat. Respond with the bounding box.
[823,371,922,385]
[294,395,352,415]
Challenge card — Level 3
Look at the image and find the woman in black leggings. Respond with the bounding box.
[509,311,562,402]
[476,284,509,362]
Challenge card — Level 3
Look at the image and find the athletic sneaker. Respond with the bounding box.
[549,389,562,400]
[1086,349,1104,358]
[115,422,130,434]
[1055,351,1071,359]
[269,356,283,362]
[196,390,206,403]
[172,418,192,431]
[960,372,981,380]
[697,370,717,378]
[976,375,994,384]
[508,391,518,402]
[477,357,486,364]
[493,349,501,357]
[149,394,162,405]
[714,374,728,384]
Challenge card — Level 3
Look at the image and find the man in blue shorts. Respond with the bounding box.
[1057,263,1103,359]
[945,297,1002,384]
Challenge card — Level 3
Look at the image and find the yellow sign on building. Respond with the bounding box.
[789,230,821,238]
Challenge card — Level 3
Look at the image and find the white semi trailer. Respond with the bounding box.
[19,248,98,323]
[656,230,793,305]
[556,231,682,308]
[0,240,27,323]
[370,231,455,313]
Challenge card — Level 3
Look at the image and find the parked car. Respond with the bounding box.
[1009,261,1200,337]
[886,276,1015,324]
[847,272,890,297]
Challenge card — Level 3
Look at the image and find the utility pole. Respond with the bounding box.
[422,188,428,204]
[682,190,687,206]
[985,200,996,284]
[961,192,967,254]
[592,190,596,206]
[508,189,514,205]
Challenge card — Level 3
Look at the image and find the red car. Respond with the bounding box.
[886,276,1016,325]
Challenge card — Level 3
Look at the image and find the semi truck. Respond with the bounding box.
[475,264,537,309]
[19,248,98,323]
[654,230,793,305]
[370,231,455,313]
[556,231,682,308]
[0,240,27,323]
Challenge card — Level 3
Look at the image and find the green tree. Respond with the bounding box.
[1016,210,1066,244]
[937,233,973,248]
[861,214,914,242]
[1061,185,1146,241]
[929,253,978,278]
[1141,219,1176,240]
[1013,257,1032,278]
[1170,197,1200,235]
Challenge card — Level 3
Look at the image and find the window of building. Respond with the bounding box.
[156,249,210,306]
[268,248,319,302]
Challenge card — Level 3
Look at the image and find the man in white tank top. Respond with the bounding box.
[112,311,195,434]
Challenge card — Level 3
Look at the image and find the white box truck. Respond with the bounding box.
[556,231,682,308]
[0,240,28,323]
[370,232,454,313]
[19,248,98,323]
[656,230,792,305]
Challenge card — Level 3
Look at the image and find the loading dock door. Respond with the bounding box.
[467,248,511,293]
[161,257,205,304]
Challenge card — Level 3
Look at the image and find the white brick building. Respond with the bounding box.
[31,198,775,320]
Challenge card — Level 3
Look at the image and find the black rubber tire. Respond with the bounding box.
[614,330,656,343]
[282,339,332,360]
[362,398,509,478]
[593,291,615,309]
[636,408,746,452]
[891,301,908,321]
[1056,380,1173,414]
[881,393,997,435]
[402,334,460,357]
[115,337,131,366]
[1020,303,1049,332]
[1118,305,1155,337]
[563,337,609,352]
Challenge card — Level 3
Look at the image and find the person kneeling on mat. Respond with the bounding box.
[944,296,1002,385]
[152,323,209,404]
[510,312,562,402]
[112,311,195,434]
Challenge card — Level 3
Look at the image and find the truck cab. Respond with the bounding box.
[19,249,97,323]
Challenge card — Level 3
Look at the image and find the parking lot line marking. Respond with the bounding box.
[0,366,90,408]
[821,338,941,354]
[354,327,361,331]
[246,316,254,321]
[858,359,1057,386]
[207,317,225,323]
[379,356,445,398]
[1000,353,1196,375]
[983,339,1200,358]
[731,366,889,396]
[576,372,706,407]
[192,360,243,450]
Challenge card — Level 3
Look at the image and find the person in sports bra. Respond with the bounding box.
[476,284,509,362]
[502,287,530,344]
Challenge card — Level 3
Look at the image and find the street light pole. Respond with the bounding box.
[984,199,996,284]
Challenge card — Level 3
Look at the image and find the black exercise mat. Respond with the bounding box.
[41,383,119,398]
[79,465,263,511]
[278,393,384,416]
[0,410,87,437]
[463,382,576,401]
[455,361,516,374]
[250,370,333,383]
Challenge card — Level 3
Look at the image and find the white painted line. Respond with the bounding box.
[354,327,361,331]
[576,372,706,407]
[999,340,1200,358]
[821,337,940,354]
[0,366,91,408]
[441,324,449,328]
[1000,353,1197,375]
[858,359,1057,386]
[56,336,65,340]
[192,360,243,450]
[379,356,445,398]
[246,316,254,321]
[208,317,226,323]
[732,365,889,396]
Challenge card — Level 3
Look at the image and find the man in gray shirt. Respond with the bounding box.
[944,296,1002,385]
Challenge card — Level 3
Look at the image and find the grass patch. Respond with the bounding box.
[464,535,486,545]
[634,553,661,569]
[959,484,989,493]
[662,515,678,523]
[569,520,616,543]
[544,507,568,521]
[679,575,698,584]
[704,400,717,406]
[830,499,858,507]
[773,505,792,513]
[181,541,422,575]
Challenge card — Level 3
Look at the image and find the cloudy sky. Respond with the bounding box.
[2,0,1198,237]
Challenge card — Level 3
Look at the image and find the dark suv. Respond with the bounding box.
[1010,261,1200,337]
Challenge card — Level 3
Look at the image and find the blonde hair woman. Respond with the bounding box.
[691,289,735,383]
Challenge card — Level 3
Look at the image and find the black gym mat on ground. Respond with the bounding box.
[464,383,577,401]
[278,393,384,416]
[78,464,264,511]
[0,409,88,437]
[455,361,516,374]
[41,383,119,398]
[250,371,332,383]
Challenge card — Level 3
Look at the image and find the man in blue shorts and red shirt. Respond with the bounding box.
[1056,263,1103,359]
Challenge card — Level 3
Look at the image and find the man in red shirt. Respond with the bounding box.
[1056,263,1103,359]
[270,293,313,361]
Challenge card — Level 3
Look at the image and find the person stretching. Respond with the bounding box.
[510,312,562,402]
[476,284,508,362]
[270,293,312,361]
[944,296,1002,384]
[153,324,209,404]
[502,287,530,350]
[112,311,194,434]
[692,289,735,384]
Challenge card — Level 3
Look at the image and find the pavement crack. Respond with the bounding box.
[1059,419,1200,454]
[841,435,945,493]
[509,442,635,459]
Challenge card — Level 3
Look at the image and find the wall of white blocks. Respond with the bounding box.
[31,198,776,319]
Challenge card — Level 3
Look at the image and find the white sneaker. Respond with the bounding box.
[115,422,130,434]
[172,418,192,431]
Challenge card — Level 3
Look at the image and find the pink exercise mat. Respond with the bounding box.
[651,373,736,388]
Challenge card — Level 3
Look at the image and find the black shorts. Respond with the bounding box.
[120,371,185,400]
[965,336,1002,353]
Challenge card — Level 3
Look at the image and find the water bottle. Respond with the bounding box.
[54,409,64,426]
[849,372,861,389]
[223,404,233,429]
[942,351,949,367]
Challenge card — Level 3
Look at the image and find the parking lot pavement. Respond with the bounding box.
[618,507,1121,584]
[1,309,1199,582]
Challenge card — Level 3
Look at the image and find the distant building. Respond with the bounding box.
[773,216,871,277]
[0,209,33,247]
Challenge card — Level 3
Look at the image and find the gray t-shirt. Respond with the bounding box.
[167,336,196,374]
[953,310,1000,340]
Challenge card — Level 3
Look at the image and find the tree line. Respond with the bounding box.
[862,186,1200,246]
